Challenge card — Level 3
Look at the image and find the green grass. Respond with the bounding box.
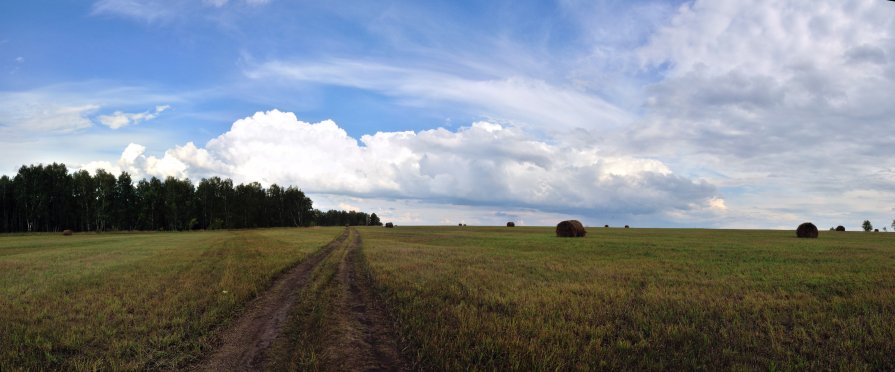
[0,227,342,370]
[358,226,895,370]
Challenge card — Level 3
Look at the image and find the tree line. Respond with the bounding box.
[0,163,383,233]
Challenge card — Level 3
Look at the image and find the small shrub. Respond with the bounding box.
[507,222,515,227]
[385,222,394,228]
[835,225,845,232]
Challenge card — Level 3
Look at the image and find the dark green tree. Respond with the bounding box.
[43,163,70,232]
[71,170,95,231]
[0,162,373,232]
[13,164,48,232]
[0,176,15,233]
[369,213,382,226]
[163,177,194,231]
[114,172,136,230]
[862,220,873,232]
[94,169,117,231]
[283,186,312,227]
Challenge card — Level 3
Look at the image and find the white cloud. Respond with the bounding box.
[621,0,895,229]
[202,0,268,7]
[91,0,174,22]
[93,0,272,21]
[78,141,223,180]
[0,92,99,134]
[98,105,170,129]
[92,110,718,223]
[203,0,229,7]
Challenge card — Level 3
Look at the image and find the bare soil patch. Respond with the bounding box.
[196,229,348,370]
[196,228,404,371]
[321,229,404,371]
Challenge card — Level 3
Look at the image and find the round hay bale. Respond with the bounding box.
[835,225,845,231]
[796,222,818,238]
[604,224,609,228]
[62,229,73,236]
[385,222,394,228]
[556,220,586,237]
[507,222,515,227]
[624,225,630,229]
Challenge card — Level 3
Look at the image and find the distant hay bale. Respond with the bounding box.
[385,222,394,228]
[604,224,609,228]
[62,229,73,236]
[556,220,586,237]
[624,225,630,229]
[458,223,463,227]
[796,222,818,238]
[507,222,515,227]
[835,225,845,232]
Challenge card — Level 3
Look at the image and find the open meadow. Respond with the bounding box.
[0,227,343,370]
[2,226,894,370]
[359,226,895,370]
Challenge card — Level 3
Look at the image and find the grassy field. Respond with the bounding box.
[359,226,895,370]
[0,227,342,370]
[4,226,894,370]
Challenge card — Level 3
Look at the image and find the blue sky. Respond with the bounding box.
[2,0,894,229]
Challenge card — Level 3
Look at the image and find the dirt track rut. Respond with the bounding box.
[324,230,403,371]
[197,229,348,370]
[196,228,403,371]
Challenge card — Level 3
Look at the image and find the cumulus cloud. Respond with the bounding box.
[80,141,219,180]
[93,110,720,222]
[98,105,170,129]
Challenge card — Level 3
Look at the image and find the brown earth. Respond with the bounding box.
[195,228,403,371]
[320,230,404,371]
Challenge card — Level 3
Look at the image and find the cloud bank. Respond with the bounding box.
[86,110,721,223]
[622,0,895,229]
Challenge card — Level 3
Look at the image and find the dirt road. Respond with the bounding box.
[323,230,403,371]
[196,228,403,371]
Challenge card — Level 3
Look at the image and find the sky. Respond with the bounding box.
[1,0,894,229]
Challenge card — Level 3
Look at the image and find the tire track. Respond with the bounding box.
[195,229,349,371]
[323,229,404,371]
